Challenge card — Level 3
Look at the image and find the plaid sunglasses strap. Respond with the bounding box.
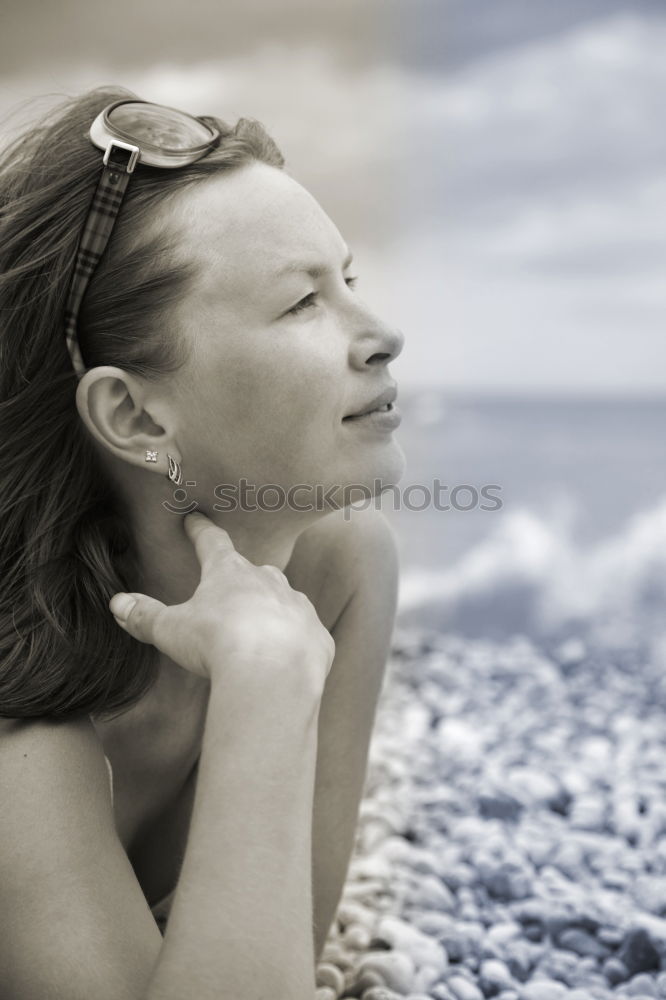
[64,145,137,378]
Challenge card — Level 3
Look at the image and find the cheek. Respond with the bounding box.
[180,345,342,478]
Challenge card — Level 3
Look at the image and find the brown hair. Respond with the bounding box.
[0,86,285,721]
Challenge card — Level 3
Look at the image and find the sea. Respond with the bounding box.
[369,389,666,645]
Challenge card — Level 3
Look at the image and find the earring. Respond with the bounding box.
[145,450,158,463]
[166,453,183,486]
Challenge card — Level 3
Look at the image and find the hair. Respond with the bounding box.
[0,86,285,721]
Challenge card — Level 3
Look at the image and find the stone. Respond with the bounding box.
[430,987,457,1000]
[504,939,538,980]
[360,989,401,1000]
[321,942,356,971]
[412,963,444,993]
[411,911,456,938]
[603,958,630,985]
[477,861,533,902]
[624,972,658,997]
[569,795,608,832]
[619,929,662,976]
[411,874,457,911]
[441,862,478,890]
[598,927,625,948]
[350,853,394,882]
[316,962,346,994]
[549,842,587,881]
[337,900,378,930]
[315,988,337,1000]
[351,969,387,994]
[633,879,666,918]
[358,951,416,995]
[487,922,523,946]
[520,981,569,1000]
[374,915,448,971]
[532,949,579,988]
[447,974,485,1000]
[435,718,486,761]
[524,923,543,942]
[558,928,610,959]
[480,941,505,962]
[505,766,563,808]
[438,922,484,962]
[478,958,514,996]
[631,915,666,957]
[478,792,524,822]
[343,924,373,951]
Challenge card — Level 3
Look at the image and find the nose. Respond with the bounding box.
[348,309,405,370]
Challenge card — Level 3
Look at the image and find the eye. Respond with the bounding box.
[287,292,318,316]
[285,276,359,317]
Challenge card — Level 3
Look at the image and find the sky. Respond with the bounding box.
[1,0,664,395]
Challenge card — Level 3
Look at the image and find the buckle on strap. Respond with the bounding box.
[103,140,140,174]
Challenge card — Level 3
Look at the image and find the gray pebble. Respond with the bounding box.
[558,928,610,959]
[603,958,630,985]
[447,974,485,1000]
[619,929,662,976]
[655,972,666,998]
[478,792,524,823]
[624,973,658,998]
[520,980,569,1000]
[479,958,515,996]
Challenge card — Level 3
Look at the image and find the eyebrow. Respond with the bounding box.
[274,249,354,280]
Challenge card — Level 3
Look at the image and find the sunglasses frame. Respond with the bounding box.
[64,99,221,378]
[90,99,221,168]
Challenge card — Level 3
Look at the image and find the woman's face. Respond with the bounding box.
[161,160,405,514]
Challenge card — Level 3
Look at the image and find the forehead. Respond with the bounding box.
[168,161,347,300]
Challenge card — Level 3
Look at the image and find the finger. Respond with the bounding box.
[183,511,236,568]
[109,591,166,647]
[260,564,287,581]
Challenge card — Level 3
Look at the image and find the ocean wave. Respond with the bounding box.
[398,496,666,652]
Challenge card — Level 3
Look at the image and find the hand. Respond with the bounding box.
[108,512,335,704]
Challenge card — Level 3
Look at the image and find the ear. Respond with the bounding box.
[75,366,181,475]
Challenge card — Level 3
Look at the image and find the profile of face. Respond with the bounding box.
[164,160,406,513]
[84,160,406,521]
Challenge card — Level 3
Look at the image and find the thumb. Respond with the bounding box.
[109,591,166,646]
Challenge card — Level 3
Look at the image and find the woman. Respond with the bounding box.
[0,86,405,998]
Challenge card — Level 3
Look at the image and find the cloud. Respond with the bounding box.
[0,44,408,245]
[0,10,664,392]
[362,12,666,391]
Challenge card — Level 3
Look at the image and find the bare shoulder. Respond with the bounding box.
[285,506,400,631]
[0,713,112,822]
[0,714,162,999]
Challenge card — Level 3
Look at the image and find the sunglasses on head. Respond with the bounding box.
[64,98,221,378]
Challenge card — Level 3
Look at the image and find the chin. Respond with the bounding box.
[368,440,407,486]
[329,440,407,506]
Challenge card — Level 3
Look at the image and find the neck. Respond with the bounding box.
[129,504,306,607]
[107,500,313,727]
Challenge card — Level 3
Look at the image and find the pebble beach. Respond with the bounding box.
[315,587,666,1000]
[310,398,666,1000]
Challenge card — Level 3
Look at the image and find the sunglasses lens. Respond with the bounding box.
[107,102,215,151]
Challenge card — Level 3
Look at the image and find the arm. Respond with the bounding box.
[145,670,320,999]
[0,513,331,999]
[287,507,400,962]
[0,682,321,1000]
[0,717,163,1000]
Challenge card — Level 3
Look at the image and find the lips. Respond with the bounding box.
[343,385,398,420]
